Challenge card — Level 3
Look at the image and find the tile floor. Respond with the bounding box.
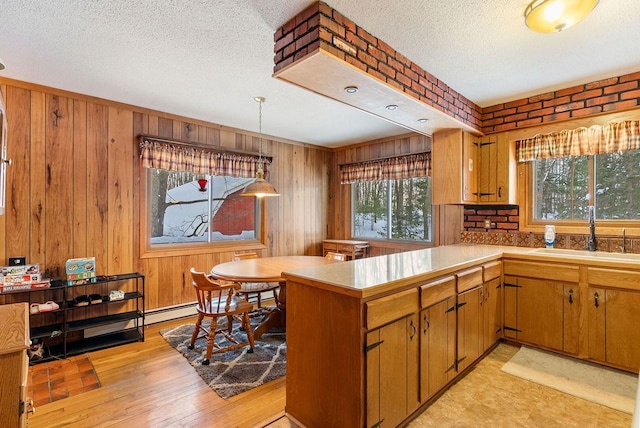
[267,343,633,427]
[28,355,101,407]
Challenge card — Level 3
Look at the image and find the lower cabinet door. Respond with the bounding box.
[588,287,640,371]
[457,287,482,372]
[482,278,503,352]
[366,313,419,428]
[420,296,456,402]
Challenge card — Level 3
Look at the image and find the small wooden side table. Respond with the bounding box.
[322,239,370,260]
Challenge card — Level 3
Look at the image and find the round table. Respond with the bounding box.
[211,256,337,338]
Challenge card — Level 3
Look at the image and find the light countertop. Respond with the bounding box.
[282,244,640,299]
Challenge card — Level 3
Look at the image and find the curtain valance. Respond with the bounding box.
[516,120,640,162]
[139,136,271,178]
[340,152,431,184]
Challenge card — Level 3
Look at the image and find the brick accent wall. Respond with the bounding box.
[273,1,483,132]
[481,72,640,134]
[274,2,640,138]
[464,205,519,232]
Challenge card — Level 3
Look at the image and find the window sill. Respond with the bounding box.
[140,240,267,259]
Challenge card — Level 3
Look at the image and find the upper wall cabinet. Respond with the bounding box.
[432,129,477,205]
[432,129,517,205]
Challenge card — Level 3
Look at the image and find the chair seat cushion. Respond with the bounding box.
[238,282,279,293]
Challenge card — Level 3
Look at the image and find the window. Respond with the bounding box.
[148,168,258,245]
[352,177,433,241]
[532,150,640,222]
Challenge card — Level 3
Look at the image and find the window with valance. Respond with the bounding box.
[139,136,272,178]
[138,136,269,249]
[339,152,431,183]
[516,120,640,162]
[516,120,640,223]
[341,152,433,243]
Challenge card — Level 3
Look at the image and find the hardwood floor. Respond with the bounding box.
[27,316,286,428]
[28,317,633,428]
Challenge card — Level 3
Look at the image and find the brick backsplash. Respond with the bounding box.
[274,2,640,138]
[462,205,638,253]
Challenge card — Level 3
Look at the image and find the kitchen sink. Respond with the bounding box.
[531,247,640,262]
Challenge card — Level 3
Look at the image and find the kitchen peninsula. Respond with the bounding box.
[283,244,640,428]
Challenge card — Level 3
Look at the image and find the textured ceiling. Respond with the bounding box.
[1,0,639,147]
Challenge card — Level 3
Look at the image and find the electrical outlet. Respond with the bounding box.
[484,219,491,229]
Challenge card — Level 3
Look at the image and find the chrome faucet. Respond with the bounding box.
[621,228,626,253]
[587,205,597,252]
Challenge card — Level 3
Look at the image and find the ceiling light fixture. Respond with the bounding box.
[524,0,599,33]
[344,86,358,94]
[418,118,429,123]
[241,97,280,198]
[385,104,398,111]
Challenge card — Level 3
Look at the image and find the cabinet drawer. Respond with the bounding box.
[503,260,579,283]
[420,276,455,308]
[456,267,483,293]
[483,261,501,282]
[366,288,419,330]
[323,243,338,251]
[588,267,640,291]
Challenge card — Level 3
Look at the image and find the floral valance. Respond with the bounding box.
[516,120,640,162]
[340,152,431,184]
[139,136,271,178]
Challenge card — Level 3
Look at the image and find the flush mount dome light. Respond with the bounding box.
[385,104,398,110]
[344,86,358,94]
[418,118,429,123]
[525,0,599,33]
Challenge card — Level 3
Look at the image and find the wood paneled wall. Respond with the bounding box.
[0,78,332,311]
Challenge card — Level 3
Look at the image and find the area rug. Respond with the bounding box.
[501,346,638,414]
[160,311,286,399]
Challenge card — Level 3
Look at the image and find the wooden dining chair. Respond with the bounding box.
[188,268,255,365]
[325,251,346,261]
[233,252,279,308]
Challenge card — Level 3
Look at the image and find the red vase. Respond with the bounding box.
[197,179,207,192]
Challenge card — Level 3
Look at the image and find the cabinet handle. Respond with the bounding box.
[498,186,502,198]
[423,314,430,334]
[568,289,574,304]
[594,292,600,308]
[409,319,417,340]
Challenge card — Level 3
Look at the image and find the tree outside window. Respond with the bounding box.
[532,150,640,221]
[148,168,258,245]
[352,177,433,241]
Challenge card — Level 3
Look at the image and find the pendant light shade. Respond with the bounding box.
[241,97,279,198]
[525,0,599,33]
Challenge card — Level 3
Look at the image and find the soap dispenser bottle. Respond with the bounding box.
[544,225,556,248]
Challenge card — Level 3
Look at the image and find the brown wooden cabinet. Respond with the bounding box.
[432,129,478,204]
[482,260,503,352]
[503,260,579,354]
[0,303,31,427]
[419,276,456,402]
[587,268,640,371]
[432,129,516,205]
[366,313,420,428]
[365,288,420,427]
[456,267,484,372]
[477,134,516,204]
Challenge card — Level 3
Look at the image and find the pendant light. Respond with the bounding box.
[524,0,599,33]
[241,96,279,197]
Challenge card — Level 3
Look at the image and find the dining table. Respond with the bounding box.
[210,255,338,339]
